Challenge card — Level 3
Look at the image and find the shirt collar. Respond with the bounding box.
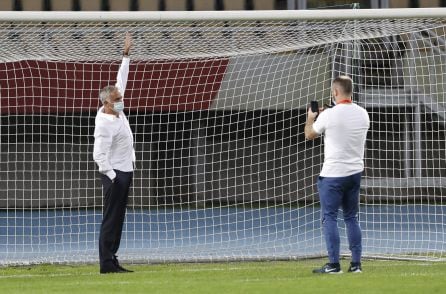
[98,106,118,121]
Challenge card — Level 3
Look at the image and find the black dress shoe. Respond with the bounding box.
[116,265,133,273]
[100,265,124,274]
[113,256,134,273]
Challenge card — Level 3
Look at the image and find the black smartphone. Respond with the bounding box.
[310,100,319,113]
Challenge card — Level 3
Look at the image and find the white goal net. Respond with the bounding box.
[0,9,445,265]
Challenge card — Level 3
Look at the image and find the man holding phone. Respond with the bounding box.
[305,76,370,274]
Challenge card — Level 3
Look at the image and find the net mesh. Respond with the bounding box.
[0,13,445,265]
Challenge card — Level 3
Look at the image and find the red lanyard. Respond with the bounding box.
[337,99,352,104]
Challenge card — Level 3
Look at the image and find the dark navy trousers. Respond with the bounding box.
[99,170,133,268]
[317,172,362,264]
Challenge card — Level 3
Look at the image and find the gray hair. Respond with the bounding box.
[99,85,118,104]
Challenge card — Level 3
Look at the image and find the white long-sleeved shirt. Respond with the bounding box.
[93,57,135,180]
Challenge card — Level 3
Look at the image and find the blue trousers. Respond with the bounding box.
[99,170,133,269]
[317,172,362,264]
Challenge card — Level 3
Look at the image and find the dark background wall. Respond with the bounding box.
[0,108,320,208]
[2,106,445,209]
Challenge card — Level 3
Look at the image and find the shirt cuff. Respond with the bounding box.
[105,170,116,181]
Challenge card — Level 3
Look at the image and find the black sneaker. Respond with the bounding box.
[348,263,362,273]
[312,263,342,274]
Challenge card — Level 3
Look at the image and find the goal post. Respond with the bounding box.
[0,9,445,265]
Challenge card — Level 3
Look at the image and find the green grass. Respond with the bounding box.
[1,259,445,294]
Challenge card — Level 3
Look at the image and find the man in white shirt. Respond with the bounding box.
[93,33,135,274]
[305,76,370,274]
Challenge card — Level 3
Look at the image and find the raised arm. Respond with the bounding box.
[115,32,133,97]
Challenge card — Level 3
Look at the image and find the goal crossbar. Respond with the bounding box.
[1,8,446,22]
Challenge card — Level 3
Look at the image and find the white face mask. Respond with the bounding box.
[112,101,124,112]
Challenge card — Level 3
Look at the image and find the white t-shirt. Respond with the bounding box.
[312,103,370,177]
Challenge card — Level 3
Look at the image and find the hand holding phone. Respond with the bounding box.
[310,101,319,114]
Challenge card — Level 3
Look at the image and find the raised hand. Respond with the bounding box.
[123,32,133,56]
